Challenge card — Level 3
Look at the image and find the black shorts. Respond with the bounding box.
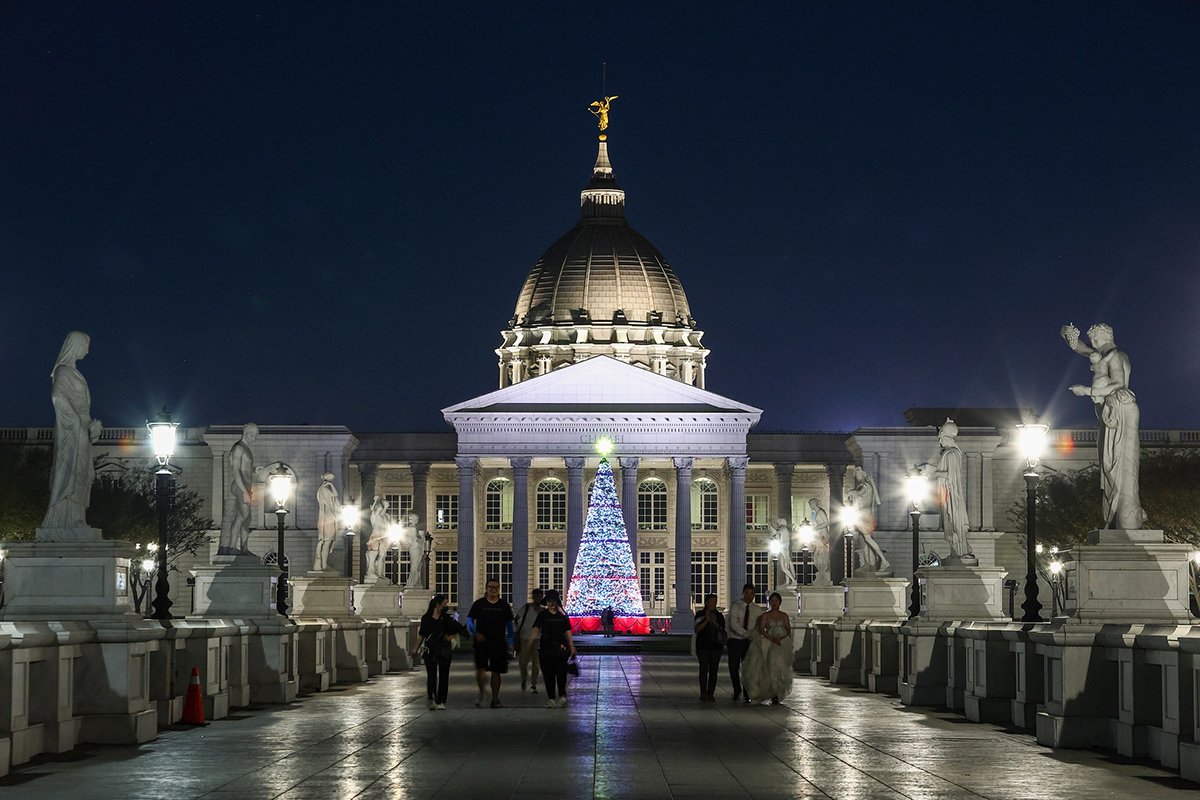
[473,642,510,673]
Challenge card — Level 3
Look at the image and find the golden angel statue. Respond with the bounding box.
[588,96,619,132]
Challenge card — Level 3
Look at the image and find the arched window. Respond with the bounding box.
[536,478,566,530]
[637,478,668,530]
[691,478,719,530]
[485,478,514,530]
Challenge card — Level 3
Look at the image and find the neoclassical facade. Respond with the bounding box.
[2,127,1192,627]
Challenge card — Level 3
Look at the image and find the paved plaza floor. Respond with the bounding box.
[0,653,1191,799]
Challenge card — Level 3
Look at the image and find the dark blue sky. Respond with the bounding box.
[2,3,1199,433]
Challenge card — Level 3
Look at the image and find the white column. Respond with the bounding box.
[981,451,996,530]
[671,457,694,633]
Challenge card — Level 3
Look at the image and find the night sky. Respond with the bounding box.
[2,4,1199,434]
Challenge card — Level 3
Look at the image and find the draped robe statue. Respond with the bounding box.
[808,498,833,586]
[398,513,426,590]
[313,472,339,572]
[42,332,102,533]
[928,418,971,560]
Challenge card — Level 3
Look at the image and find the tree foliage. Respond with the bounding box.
[1009,447,1200,548]
[0,447,213,562]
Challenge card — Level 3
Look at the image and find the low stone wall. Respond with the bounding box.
[0,616,412,777]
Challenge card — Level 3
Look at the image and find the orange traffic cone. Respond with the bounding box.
[182,666,207,726]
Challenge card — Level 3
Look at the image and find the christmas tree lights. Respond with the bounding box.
[564,456,650,634]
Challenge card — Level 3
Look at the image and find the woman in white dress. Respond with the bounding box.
[741,592,793,704]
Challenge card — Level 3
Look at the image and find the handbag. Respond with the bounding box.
[566,656,580,677]
[715,624,729,647]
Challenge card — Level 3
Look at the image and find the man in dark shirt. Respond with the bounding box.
[468,579,515,708]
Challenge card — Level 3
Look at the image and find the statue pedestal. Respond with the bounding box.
[1066,530,1193,624]
[0,540,138,620]
[35,526,104,543]
[917,565,1010,622]
[354,584,415,671]
[829,577,908,687]
[190,557,277,618]
[400,588,432,620]
[793,585,845,672]
[290,575,368,684]
[290,574,355,618]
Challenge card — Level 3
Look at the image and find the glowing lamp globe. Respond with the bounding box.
[768,538,783,557]
[797,521,815,546]
[386,524,402,545]
[146,407,179,467]
[340,503,360,531]
[905,473,929,509]
[1016,423,1050,467]
[838,506,860,531]
[141,557,155,573]
[1049,560,1063,576]
[269,465,294,509]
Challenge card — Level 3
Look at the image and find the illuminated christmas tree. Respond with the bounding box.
[565,454,649,635]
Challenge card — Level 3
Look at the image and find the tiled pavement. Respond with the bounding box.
[0,653,1192,799]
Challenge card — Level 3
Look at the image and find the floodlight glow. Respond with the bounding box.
[269,465,293,508]
[797,521,815,546]
[341,503,360,530]
[905,472,929,508]
[146,408,179,467]
[1049,546,1058,555]
[141,557,155,573]
[1016,423,1050,467]
[595,436,614,456]
[1035,543,1044,554]
[838,506,860,531]
[147,542,159,552]
[1049,560,1063,575]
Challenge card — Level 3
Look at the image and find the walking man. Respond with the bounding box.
[514,587,544,693]
[468,579,515,708]
[727,582,763,704]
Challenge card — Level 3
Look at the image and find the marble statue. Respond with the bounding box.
[807,498,833,586]
[920,419,971,561]
[1062,323,1148,530]
[767,518,798,588]
[313,472,339,573]
[42,332,102,531]
[397,512,426,590]
[844,465,890,574]
[217,423,259,556]
[364,495,389,583]
[588,95,619,132]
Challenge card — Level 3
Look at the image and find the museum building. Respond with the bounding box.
[2,128,1183,627]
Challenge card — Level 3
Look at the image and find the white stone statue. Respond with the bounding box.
[363,495,389,584]
[768,518,798,588]
[313,472,339,573]
[807,498,833,586]
[918,419,971,561]
[218,423,259,556]
[398,512,426,590]
[41,332,102,533]
[844,465,890,575]
[1062,323,1148,530]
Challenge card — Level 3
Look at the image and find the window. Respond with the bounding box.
[691,550,719,606]
[383,493,413,523]
[639,550,667,613]
[792,550,815,587]
[384,550,412,586]
[434,550,458,604]
[536,550,566,596]
[746,551,771,604]
[637,478,668,530]
[435,494,458,529]
[484,478,514,530]
[691,478,719,531]
[536,478,566,530]
[485,550,513,602]
[745,494,769,530]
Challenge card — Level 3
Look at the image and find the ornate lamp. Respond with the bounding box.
[796,520,815,584]
[838,506,860,580]
[905,471,930,618]
[1016,423,1050,622]
[341,500,359,579]
[146,408,179,620]
[269,464,295,616]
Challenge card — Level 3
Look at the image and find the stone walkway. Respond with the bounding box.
[0,653,1191,799]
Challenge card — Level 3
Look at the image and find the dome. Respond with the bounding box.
[496,134,709,390]
[510,141,693,328]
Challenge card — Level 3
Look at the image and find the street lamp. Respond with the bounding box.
[796,519,815,585]
[386,524,402,584]
[905,471,930,618]
[341,499,359,579]
[146,408,179,620]
[1017,422,1049,622]
[1048,558,1063,617]
[838,506,860,581]
[768,536,783,589]
[269,464,295,616]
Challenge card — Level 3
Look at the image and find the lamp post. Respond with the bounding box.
[768,536,783,590]
[421,530,434,590]
[386,524,402,584]
[147,408,179,620]
[838,506,860,581]
[796,519,815,585]
[1017,423,1049,623]
[905,472,929,618]
[269,464,295,616]
[1048,558,1063,618]
[341,500,359,579]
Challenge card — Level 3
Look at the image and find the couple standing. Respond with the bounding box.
[696,583,793,703]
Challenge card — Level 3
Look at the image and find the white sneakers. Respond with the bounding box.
[427,698,436,710]
[558,697,568,708]
[436,703,447,710]
[545,699,557,708]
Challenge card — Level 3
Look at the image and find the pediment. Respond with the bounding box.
[442,356,760,417]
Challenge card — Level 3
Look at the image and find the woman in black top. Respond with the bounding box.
[413,594,466,709]
[532,590,577,708]
[694,593,726,702]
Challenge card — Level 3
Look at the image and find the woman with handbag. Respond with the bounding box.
[532,590,577,708]
[693,593,727,702]
[413,594,466,710]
